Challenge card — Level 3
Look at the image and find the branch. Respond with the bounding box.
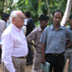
[61,0,72,26]
[46,0,52,23]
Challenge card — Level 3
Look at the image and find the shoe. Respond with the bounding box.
[26,63,32,66]
[0,59,1,64]
[0,61,1,64]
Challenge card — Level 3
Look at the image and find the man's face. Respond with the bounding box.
[14,12,25,28]
[69,19,72,27]
[53,12,62,26]
[41,20,48,29]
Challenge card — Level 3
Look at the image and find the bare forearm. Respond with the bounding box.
[0,45,2,49]
[67,42,72,48]
[41,43,45,58]
[41,43,45,65]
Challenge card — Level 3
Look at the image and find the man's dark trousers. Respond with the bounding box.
[45,54,65,72]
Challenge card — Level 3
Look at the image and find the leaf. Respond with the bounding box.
[25,1,28,5]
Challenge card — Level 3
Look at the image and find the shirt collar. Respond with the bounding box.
[50,25,63,30]
[10,23,21,32]
[27,18,32,21]
[38,26,42,32]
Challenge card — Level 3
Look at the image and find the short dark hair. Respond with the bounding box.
[1,13,9,22]
[39,14,49,21]
[69,15,72,20]
[25,11,31,18]
[52,10,63,17]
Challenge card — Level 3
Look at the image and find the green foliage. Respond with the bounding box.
[15,0,69,25]
[1,0,71,26]
[0,0,5,15]
[48,0,67,14]
[17,0,38,22]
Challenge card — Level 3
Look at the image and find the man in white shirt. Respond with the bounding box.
[1,10,28,72]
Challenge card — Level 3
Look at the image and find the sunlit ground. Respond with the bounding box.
[0,59,69,72]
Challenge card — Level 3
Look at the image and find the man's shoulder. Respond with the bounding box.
[0,20,5,22]
[0,20,6,25]
[61,26,69,30]
[44,26,51,31]
[28,18,33,22]
[2,26,12,36]
[60,26,71,33]
[31,27,38,33]
[29,27,41,36]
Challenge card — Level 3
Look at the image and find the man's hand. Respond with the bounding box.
[41,57,45,66]
[67,42,72,48]
[66,39,72,50]
[0,45,2,49]
[41,43,45,66]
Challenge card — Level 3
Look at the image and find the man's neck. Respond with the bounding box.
[53,24,60,30]
[40,25,44,30]
[27,17,30,20]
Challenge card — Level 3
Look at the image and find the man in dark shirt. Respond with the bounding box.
[25,11,36,36]
[25,11,36,65]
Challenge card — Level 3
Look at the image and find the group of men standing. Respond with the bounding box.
[0,10,72,72]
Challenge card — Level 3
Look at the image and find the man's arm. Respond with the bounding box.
[1,33,15,72]
[66,28,72,49]
[66,42,72,49]
[41,43,45,66]
[0,45,2,49]
[40,28,47,65]
[26,29,36,48]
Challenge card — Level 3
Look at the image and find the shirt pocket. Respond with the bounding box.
[60,37,64,43]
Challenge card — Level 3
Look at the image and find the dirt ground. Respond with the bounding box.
[0,59,69,72]
[0,64,32,72]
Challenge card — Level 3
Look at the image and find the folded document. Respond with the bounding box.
[41,61,50,72]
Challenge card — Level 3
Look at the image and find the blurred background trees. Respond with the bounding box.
[0,0,72,26]
[0,0,5,17]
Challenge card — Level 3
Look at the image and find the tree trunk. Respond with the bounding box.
[46,0,52,23]
[61,0,72,26]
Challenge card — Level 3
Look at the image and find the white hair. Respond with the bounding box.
[10,10,22,22]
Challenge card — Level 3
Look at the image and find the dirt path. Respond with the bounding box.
[0,59,69,72]
[0,64,32,72]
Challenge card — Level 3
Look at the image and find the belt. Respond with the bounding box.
[68,47,72,49]
[17,56,26,59]
[13,56,26,59]
[46,52,64,57]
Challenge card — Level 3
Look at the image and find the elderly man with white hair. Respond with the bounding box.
[1,10,28,72]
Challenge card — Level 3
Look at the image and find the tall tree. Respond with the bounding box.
[46,0,52,23]
[61,0,72,26]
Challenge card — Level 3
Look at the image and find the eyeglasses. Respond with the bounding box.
[20,17,25,20]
